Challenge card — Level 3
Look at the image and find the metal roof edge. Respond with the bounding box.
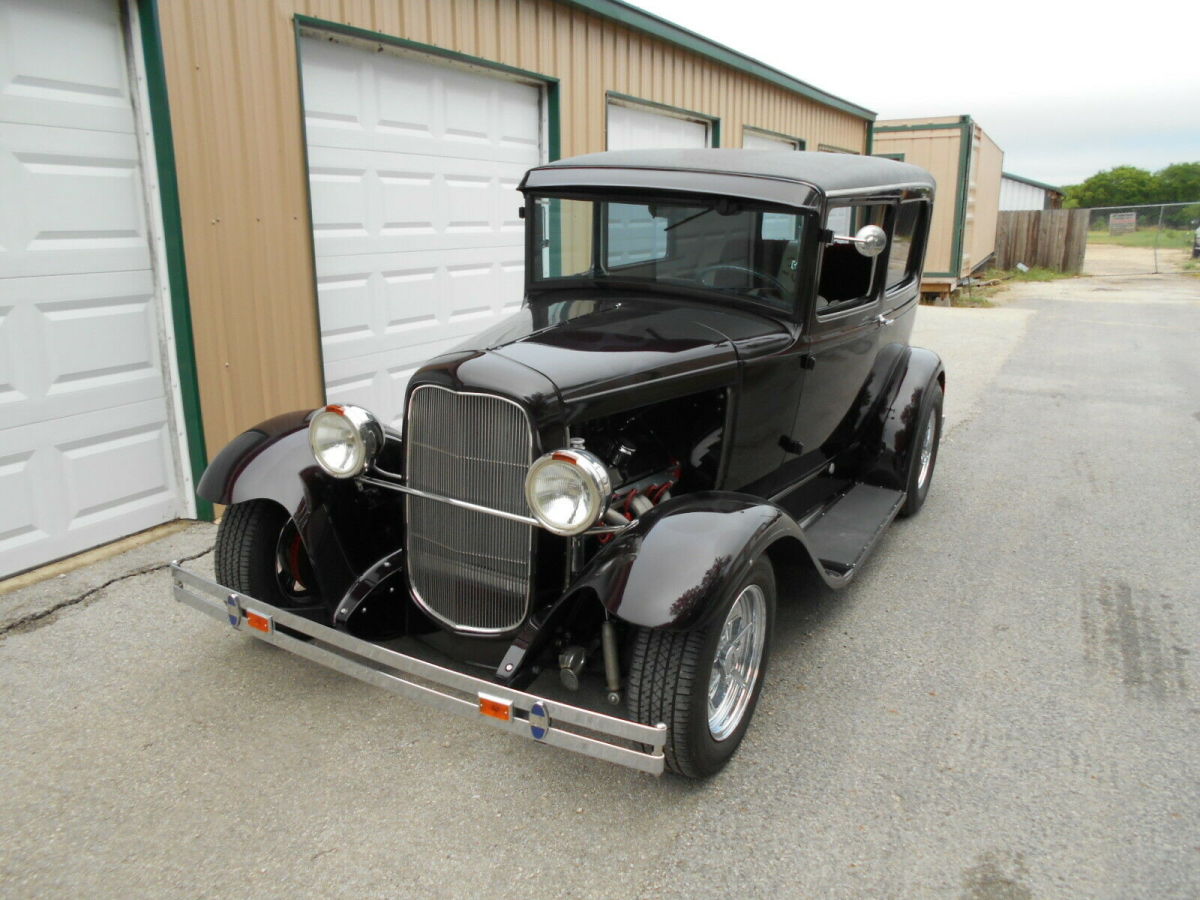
[558,0,876,121]
[1002,171,1063,193]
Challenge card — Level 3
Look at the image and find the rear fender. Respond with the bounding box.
[861,346,944,490]
[570,492,818,633]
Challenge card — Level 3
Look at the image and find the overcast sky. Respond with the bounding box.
[631,0,1199,188]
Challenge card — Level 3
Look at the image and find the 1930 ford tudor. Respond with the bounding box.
[171,150,944,778]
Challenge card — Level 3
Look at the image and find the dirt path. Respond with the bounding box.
[1083,241,1192,276]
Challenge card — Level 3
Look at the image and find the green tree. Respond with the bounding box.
[1065,165,1158,208]
[1154,162,1200,203]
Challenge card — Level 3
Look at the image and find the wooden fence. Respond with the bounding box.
[994,209,1089,272]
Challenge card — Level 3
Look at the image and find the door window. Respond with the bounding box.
[818,203,888,312]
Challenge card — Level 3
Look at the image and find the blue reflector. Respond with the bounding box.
[529,701,550,741]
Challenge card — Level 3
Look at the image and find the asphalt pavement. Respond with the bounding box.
[1,271,1197,898]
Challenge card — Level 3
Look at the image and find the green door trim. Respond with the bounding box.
[135,0,212,521]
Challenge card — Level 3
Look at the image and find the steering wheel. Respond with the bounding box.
[697,264,787,296]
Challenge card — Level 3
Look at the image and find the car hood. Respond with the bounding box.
[438,295,791,418]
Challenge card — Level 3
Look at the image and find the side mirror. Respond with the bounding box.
[834,224,888,258]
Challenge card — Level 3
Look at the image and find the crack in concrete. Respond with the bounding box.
[0,546,214,639]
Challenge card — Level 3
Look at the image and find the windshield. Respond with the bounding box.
[531,194,811,311]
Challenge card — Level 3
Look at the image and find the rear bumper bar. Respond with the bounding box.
[170,563,667,775]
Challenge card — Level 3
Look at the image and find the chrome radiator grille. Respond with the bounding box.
[404,385,535,633]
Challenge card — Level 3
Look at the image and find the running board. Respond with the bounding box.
[800,483,905,582]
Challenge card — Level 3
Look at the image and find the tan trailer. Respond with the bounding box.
[872,116,1003,296]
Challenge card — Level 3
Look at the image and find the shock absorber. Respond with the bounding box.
[601,619,621,705]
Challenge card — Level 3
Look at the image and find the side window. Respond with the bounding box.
[886,201,925,290]
[818,203,888,312]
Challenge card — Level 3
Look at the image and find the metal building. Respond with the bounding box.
[872,115,1004,295]
[1000,172,1064,211]
[0,0,876,577]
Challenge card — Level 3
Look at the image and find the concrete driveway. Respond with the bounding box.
[2,271,1198,898]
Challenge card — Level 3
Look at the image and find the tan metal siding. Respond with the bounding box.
[159,0,870,455]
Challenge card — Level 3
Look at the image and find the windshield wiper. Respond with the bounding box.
[664,207,714,232]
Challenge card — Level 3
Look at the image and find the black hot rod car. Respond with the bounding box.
[172,150,944,778]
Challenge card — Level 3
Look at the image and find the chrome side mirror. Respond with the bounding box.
[833,224,888,258]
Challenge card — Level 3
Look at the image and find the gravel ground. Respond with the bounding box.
[1,271,1197,898]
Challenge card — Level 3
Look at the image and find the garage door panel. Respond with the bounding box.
[0,0,135,134]
[1,398,177,569]
[0,123,151,277]
[306,42,540,162]
[60,421,173,528]
[607,103,709,150]
[307,148,528,258]
[743,130,799,150]
[308,123,540,166]
[323,335,472,431]
[2,270,165,429]
[316,248,524,366]
[0,449,44,552]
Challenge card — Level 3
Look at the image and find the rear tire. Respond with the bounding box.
[627,558,776,778]
[900,382,943,517]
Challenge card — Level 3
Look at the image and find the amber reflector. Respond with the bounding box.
[245,611,272,633]
[478,694,513,721]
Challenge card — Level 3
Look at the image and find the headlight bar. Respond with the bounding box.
[358,469,633,535]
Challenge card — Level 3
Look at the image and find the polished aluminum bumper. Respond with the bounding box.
[170,563,667,775]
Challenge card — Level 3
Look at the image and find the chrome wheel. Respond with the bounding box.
[916,414,936,491]
[707,583,767,741]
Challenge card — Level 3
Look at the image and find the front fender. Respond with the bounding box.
[571,492,811,632]
[862,346,944,490]
[196,410,316,512]
[196,410,397,616]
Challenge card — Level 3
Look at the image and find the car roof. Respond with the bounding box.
[524,149,936,201]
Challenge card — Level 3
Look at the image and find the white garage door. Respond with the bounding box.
[300,37,543,429]
[743,129,800,150]
[0,0,185,577]
[606,101,710,151]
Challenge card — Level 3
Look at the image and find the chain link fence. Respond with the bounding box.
[1079,202,1200,276]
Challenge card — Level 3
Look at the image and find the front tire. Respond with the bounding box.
[627,558,776,778]
[215,499,316,608]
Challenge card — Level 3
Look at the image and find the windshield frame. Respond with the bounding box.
[525,189,818,320]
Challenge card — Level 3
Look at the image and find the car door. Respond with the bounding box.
[785,200,892,476]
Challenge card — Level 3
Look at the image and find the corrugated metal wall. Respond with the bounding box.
[157,0,871,455]
[1001,177,1050,211]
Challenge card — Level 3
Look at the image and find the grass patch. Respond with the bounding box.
[948,266,1073,306]
[950,291,995,308]
[1086,228,1192,248]
[983,266,1075,282]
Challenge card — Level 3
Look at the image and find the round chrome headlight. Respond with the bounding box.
[525,448,612,536]
[308,404,382,478]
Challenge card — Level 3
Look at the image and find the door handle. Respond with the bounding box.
[874,313,894,327]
